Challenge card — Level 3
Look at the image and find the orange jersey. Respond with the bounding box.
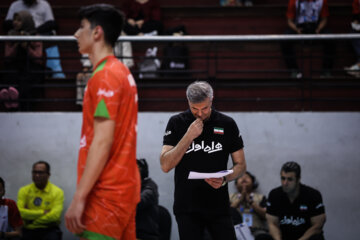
[77,55,140,206]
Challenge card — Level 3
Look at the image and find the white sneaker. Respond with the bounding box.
[344,63,360,77]
[144,30,158,36]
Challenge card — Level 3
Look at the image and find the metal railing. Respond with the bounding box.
[1,34,360,111]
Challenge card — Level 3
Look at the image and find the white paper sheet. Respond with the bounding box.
[188,169,233,179]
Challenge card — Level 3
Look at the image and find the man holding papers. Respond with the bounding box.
[160,81,246,240]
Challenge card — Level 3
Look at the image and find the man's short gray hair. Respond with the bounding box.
[186,81,213,103]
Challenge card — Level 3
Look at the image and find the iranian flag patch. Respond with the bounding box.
[214,127,224,135]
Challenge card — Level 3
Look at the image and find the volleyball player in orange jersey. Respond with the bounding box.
[65,4,140,240]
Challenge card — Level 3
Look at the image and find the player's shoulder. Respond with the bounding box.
[18,183,34,193]
[93,58,129,81]
[212,110,236,125]
[269,186,284,197]
[301,184,322,196]
[48,181,64,193]
[101,57,126,73]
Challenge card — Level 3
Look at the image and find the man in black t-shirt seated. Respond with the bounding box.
[266,162,326,240]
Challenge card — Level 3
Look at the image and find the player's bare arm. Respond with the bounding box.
[299,214,326,240]
[227,148,246,181]
[65,117,115,234]
[266,213,282,240]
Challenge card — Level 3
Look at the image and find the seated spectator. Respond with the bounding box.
[136,158,160,240]
[75,55,92,105]
[122,0,163,36]
[0,177,23,239]
[281,0,334,78]
[4,0,65,79]
[17,161,64,240]
[345,0,360,77]
[266,162,326,240]
[3,0,56,35]
[230,171,271,240]
[114,31,135,69]
[2,10,44,110]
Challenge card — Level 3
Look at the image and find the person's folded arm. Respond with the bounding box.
[33,189,64,225]
[36,20,57,35]
[266,213,282,240]
[298,213,326,240]
[17,190,43,221]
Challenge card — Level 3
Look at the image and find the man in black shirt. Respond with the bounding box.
[160,81,246,240]
[136,158,160,240]
[266,162,326,240]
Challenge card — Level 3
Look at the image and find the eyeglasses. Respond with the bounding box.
[281,176,294,181]
[32,171,48,175]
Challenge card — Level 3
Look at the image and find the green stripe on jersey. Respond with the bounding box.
[94,99,110,119]
[92,59,107,77]
[77,230,116,240]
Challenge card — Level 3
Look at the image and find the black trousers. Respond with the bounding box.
[21,226,62,240]
[176,213,236,240]
[263,232,325,240]
[280,27,335,71]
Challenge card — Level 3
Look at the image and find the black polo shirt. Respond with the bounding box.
[266,184,325,240]
[163,109,244,215]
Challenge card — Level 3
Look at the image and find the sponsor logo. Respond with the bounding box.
[33,197,42,206]
[280,216,305,226]
[214,127,224,135]
[164,130,172,136]
[300,205,308,211]
[128,74,136,87]
[97,88,114,97]
[186,141,223,154]
[80,135,86,148]
[316,203,324,209]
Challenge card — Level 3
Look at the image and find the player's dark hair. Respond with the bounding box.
[281,161,301,180]
[137,158,149,180]
[78,4,124,47]
[33,160,50,174]
[0,177,4,189]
